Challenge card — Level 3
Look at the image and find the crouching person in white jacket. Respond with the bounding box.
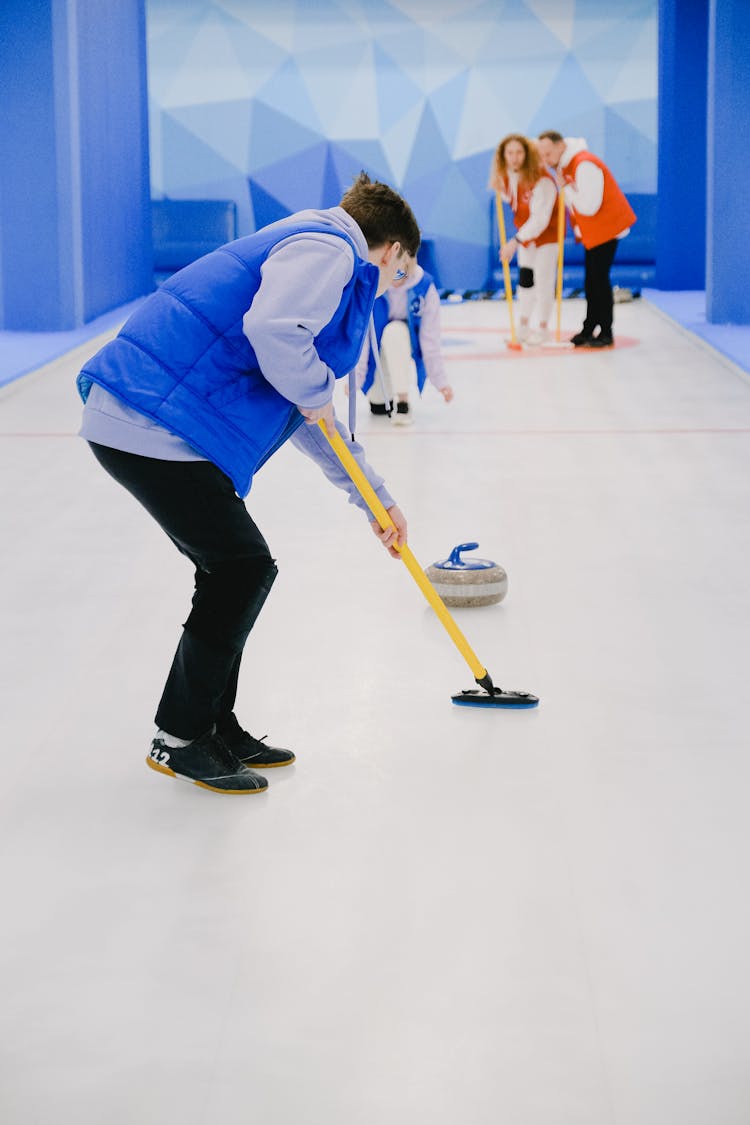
[356,264,453,426]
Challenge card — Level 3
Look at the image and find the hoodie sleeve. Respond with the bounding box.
[290,417,395,518]
[563,161,604,216]
[416,284,448,390]
[242,234,355,408]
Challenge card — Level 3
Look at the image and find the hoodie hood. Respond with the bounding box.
[560,137,589,168]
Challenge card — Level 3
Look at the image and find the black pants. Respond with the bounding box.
[583,238,619,336]
[89,443,277,739]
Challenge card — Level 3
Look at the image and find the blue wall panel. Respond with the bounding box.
[147,0,658,291]
[656,0,708,290]
[0,0,152,330]
[0,2,71,328]
[76,0,153,322]
[706,0,750,324]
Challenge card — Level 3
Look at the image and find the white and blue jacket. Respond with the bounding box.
[358,268,447,396]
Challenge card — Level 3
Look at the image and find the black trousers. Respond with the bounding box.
[89,443,278,739]
[583,238,619,336]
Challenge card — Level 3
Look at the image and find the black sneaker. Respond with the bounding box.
[370,401,393,416]
[146,731,268,793]
[586,333,614,348]
[570,330,594,346]
[217,712,296,769]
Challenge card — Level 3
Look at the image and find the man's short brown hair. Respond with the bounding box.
[340,172,421,258]
[538,130,564,144]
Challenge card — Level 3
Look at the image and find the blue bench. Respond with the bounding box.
[151,199,238,275]
[486,192,656,295]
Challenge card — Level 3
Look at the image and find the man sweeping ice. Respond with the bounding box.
[77,174,418,795]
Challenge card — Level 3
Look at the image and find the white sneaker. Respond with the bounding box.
[525,328,549,346]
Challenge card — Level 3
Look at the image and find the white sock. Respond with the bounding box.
[155,729,192,748]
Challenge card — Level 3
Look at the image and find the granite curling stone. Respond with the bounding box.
[425,542,508,607]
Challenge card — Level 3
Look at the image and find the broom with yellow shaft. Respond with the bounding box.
[495,191,523,352]
[542,187,574,349]
[318,420,538,708]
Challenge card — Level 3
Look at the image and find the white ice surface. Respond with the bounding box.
[1,300,750,1124]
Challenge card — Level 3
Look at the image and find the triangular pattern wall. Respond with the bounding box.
[147,0,657,289]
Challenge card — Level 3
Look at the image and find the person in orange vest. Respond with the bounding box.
[489,133,560,344]
[537,131,636,348]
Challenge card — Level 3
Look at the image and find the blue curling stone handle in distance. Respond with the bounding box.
[434,542,496,570]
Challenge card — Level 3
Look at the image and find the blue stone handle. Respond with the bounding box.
[448,542,479,566]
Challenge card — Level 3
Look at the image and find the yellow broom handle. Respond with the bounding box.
[318,421,488,682]
[555,188,565,340]
[495,191,518,344]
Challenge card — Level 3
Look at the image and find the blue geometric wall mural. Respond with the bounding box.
[147,0,657,289]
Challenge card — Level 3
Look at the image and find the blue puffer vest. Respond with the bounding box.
[77,218,379,496]
[362,270,434,396]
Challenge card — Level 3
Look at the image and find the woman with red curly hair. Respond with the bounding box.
[489,133,559,345]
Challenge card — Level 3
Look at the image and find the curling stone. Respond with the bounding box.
[425,542,508,608]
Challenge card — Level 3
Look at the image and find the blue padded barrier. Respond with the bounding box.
[417,239,441,288]
[152,199,238,274]
[153,207,440,290]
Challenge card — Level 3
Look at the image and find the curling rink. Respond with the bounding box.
[2,296,750,1124]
